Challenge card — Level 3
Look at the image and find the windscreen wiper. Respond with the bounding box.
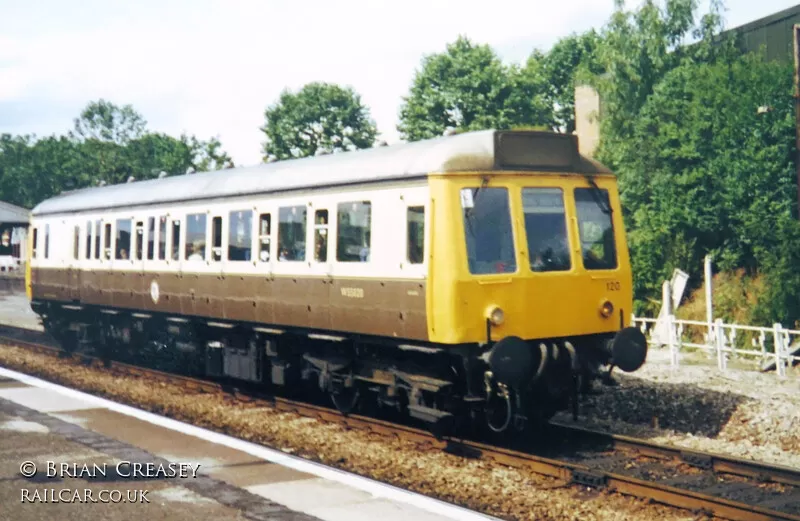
[583,175,612,215]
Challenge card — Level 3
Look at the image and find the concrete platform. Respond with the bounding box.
[0,291,42,331]
[0,368,496,521]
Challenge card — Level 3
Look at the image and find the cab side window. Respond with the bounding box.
[574,188,617,270]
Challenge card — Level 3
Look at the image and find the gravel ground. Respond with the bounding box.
[554,347,800,468]
[0,344,712,521]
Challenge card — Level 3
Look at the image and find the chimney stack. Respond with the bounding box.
[574,83,601,158]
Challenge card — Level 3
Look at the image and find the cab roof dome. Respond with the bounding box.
[32,129,610,216]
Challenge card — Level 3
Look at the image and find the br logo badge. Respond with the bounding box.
[150,280,160,304]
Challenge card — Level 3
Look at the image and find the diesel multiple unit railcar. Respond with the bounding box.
[26,129,647,435]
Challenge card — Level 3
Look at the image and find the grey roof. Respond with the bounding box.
[32,129,611,216]
[0,201,30,224]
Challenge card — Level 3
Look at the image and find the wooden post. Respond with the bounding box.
[794,25,800,217]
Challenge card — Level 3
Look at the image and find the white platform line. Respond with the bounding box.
[0,366,499,521]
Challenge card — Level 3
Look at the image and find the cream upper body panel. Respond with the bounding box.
[28,182,431,282]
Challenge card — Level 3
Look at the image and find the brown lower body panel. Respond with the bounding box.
[31,268,428,341]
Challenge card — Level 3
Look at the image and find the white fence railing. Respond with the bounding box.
[631,314,800,377]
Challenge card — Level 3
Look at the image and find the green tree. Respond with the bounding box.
[620,54,796,318]
[261,82,377,161]
[0,134,87,208]
[124,133,194,180]
[72,99,147,145]
[182,135,235,171]
[505,52,555,132]
[82,133,234,185]
[593,0,706,168]
[0,101,236,209]
[540,30,604,133]
[397,36,552,141]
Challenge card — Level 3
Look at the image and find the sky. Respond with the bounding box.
[0,0,797,166]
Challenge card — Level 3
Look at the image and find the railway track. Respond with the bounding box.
[1,324,799,521]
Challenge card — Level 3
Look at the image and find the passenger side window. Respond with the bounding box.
[228,210,253,261]
[336,201,371,262]
[73,225,80,260]
[522,188,570,272]
[185,213,207,261]
[278,206,306,261]
[94,220,102,260]
[258,213,271,262]
[44,224,50,259]
[85,221,92,259]
[406,206,424,264]
[103,223,112,260]
[211,216,222,262]
[158,216,167,260]
[313,210,328,263]
[116,219,131,260]
[147,217,155,260]
[170,219,181,261]
[32,228,38,259]
[134,221,144,260]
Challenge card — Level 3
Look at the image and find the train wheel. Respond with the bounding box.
[59,329,79,355]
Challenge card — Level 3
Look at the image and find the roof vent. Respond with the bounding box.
[443,128,458,137]
[127,176,136,183]
[158,171,168,179]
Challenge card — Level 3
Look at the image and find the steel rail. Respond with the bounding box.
[1,326,799,521]
[454,439,800,521]
[549,421,800,488]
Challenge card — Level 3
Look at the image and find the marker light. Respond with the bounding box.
[600,300,614,318]
[487,306,505,326]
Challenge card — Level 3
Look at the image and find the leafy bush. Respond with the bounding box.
[676,270,765,326]
[609,53,797,323]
